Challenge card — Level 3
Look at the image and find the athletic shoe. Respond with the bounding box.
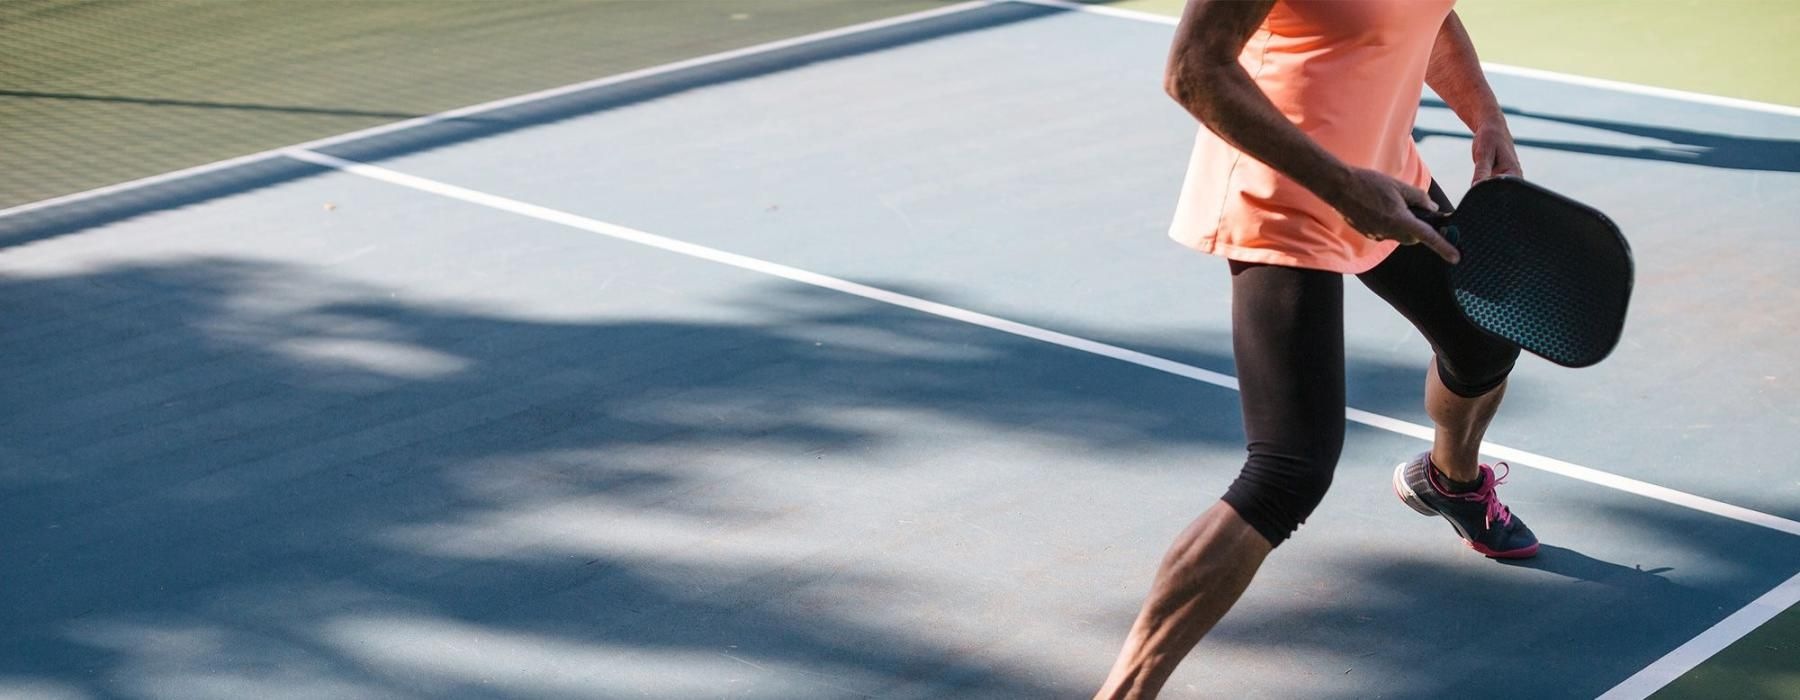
[1391,452,1539,559]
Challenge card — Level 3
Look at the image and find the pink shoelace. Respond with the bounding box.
[1466,463,1514,528]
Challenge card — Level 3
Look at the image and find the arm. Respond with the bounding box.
[1425,12,1522,181]
[1164,0,1457,262]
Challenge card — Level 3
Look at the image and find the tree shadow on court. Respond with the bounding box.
[1415,98,1800,173]
[2,256,1774,697]
[0,255,1418,697]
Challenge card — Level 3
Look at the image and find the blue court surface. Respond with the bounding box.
[3,2,1798,698]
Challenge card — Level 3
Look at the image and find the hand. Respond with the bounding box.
[1330,168,1461,264]
[1471,122,1523,182]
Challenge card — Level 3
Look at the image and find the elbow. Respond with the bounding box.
[1162,50,1221,109]
[1166,67,1195,106]
[1162,61,1213,113]
[1161,69,1187,104]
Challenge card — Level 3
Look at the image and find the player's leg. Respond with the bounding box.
[1098,261,1347,698]
[1425,355,1505,483]
[1094,502,1268,700]
[1357,183,1536,558]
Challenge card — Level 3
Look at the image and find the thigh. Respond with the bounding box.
[1229,260,1346,464]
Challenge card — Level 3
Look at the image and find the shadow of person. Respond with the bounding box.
[1496,543,1676,591]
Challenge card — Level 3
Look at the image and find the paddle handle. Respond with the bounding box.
[1409,205,1453,228]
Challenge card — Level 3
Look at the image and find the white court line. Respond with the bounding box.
[1598,570,1800,699]
[1009,0,1174,25]
[1348,410,1800,538]
[0,0,997,221]
[1009,0,1800,118]
[287,148,1800,541]
[1478,63,1800,118]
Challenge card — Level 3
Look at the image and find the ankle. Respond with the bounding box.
[1426,454,1484,494]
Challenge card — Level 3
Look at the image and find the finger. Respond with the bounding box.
[1396,182,1436,212]
[1471,138,1494,182]
[1472,157,1493,183]
[1414,222,1461,264]
[1493,156,1523,179]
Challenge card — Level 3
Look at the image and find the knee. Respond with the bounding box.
[1437,341,1521,398]
[1221,438,1343,548]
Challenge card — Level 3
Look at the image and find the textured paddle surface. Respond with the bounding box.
[1446,177,1633,368]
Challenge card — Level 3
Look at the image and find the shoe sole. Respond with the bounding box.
[1391,462,1539,560]
[1472,540,1539,559]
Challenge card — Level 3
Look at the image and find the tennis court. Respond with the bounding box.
[3,1,1796,698]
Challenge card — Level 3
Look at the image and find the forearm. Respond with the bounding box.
[1425,12,1506,132]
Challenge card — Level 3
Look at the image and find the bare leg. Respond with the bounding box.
[1095,502,1272,700]
[1425,357,1506,482]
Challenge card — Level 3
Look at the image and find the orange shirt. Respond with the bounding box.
[1169,0,1456,273]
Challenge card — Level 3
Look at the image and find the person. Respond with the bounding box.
[1097,1,1536,697]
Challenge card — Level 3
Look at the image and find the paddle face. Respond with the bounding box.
[1428,177,1633,368]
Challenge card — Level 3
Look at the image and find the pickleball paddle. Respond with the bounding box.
[1413,176,1633,368]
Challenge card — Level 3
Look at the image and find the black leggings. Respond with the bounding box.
[1220,184,1520,547]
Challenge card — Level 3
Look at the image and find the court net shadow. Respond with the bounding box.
[0,90,431,120]
[1416,98,1800,173]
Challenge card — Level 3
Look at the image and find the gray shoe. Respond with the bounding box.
[1392,452,1539,559]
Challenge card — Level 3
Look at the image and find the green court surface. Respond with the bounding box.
[1657,605,1800,700]
[1453,0,1800,108]
[0,0,947,209]
[1104,0,1800,107]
